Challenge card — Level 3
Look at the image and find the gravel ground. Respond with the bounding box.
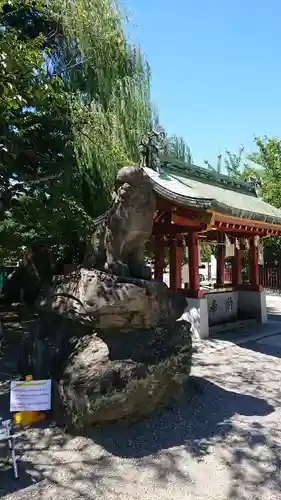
[1,296,281,500]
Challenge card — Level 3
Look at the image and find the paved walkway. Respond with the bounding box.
[1,295,281,499]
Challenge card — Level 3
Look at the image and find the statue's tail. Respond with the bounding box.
[92,210,110,227]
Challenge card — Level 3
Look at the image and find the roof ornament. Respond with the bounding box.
[246,175,262,197]
[138,129,166,172]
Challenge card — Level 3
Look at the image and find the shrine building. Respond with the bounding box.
[145,157,281,338]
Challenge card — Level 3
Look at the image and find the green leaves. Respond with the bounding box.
[165,135,192,163]
[58,0,155,209]
[0,0,190,264]
[0,1,77,258]
[248,136,281,208]
[204,147,251,178]
[0,0,155,263]
[205,137,281,265]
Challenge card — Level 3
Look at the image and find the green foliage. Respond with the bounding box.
[224,147,247,179]
[248,136,281,207]
[0,0,218,268]
[200,243,213,263]
[248,136,281,265]
[57,0,154,201]
[165,135,192,163]
[0,0,80,257]
[204,147,253,179]
[0,0,155,262]
[206,137,281,265]
[204,155,222,174]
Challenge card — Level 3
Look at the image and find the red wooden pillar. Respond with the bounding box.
[216,232,225,286]
[232,247,243,286]
[169,236,182,291]
[154,235,165,281]
[249,236,259,289]
[187,231,200,297]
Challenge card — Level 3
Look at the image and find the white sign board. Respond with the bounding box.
[10,380,52,412]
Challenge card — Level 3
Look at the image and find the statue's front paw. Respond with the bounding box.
[130,263,152,280]
[105,261,130,277]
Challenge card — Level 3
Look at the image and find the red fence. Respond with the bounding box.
[224,266,281,290]
[259,267,281,290]
[224,268,232,283]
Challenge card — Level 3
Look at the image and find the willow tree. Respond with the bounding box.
[0,1,83,261]
[53,0,155,214]
[165,135,192,164]
[0,0,155,263]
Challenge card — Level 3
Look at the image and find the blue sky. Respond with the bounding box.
[126,0,281,168]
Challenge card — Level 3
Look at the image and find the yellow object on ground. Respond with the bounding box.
[13,410,46,425]
[13,375,47,426]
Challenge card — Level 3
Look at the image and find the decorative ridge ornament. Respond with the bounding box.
[245,176,262,197]
[160,155,257,196]
[138,129,166,172]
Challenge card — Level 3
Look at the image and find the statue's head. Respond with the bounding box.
[115,165,150,191]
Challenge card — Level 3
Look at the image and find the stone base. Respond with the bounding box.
[206,291,238,326]
[238,290,267,323]
[179,297,209,339]
[54,320,192,428]
[178,290,267,339]
[21,315,193,430]
[37,269,178,329]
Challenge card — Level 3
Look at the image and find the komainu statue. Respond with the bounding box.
[82,130,166,279]
[83,164,156,280]
[21,130,193,431]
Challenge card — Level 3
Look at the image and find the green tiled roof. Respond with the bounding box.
[144,156,281,225]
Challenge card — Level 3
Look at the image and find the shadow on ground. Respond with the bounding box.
[0,308,280,499]
[267,308,281,323]
[242,335,281,359]
[0,463,43,497]
[90,377,273,459]
[0,376,278,499]
[0,423,70,497]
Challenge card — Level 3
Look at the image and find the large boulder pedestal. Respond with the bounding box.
[25,270,192,430]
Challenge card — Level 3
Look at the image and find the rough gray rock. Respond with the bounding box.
[24,273,193,430]
[55,320,192,428]
[30,317,192,429]
[37,269,178,329]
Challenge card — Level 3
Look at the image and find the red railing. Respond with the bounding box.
[224,268,232,283]
[224,266,281,290]
[259,267,281,290]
